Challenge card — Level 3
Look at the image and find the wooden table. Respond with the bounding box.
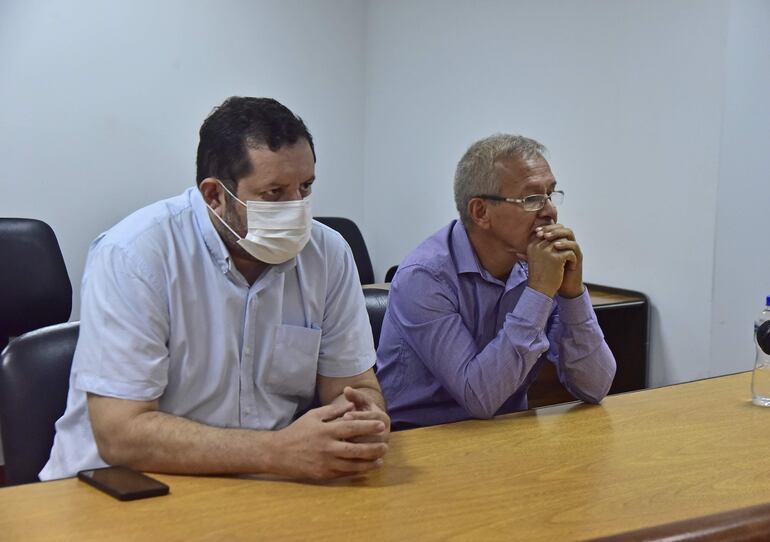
[1,372,769,541]
[365,281,646,307]
[586,283,645,306]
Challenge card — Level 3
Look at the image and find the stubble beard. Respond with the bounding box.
[213,204,260,262]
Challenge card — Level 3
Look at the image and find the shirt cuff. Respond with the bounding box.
[317,355,376,378]
[555,288,596,325]
[75,372,165,402]
[512,287,554,331]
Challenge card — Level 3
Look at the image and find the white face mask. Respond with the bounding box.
[207,182,313,264]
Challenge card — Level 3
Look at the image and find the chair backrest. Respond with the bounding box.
[384,265,398,283]
[315,217,375,284]
[0,218,72,350]
[0,322,79,486]
[363,288,389,350]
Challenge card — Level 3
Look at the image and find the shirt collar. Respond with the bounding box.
[451,220,484,275]
[191,187,231,274]
[450,219,528,290]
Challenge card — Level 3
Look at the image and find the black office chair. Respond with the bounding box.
[384,265,398,283]
[0,322,79,486]
[315,217,375,285]
[363,288,389,350]
[0,218,72,350]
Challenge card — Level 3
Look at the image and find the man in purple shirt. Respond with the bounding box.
[376,134,616,429]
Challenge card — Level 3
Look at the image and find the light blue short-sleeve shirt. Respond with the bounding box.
[40,187,375,480]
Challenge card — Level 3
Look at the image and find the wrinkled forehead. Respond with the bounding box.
[493,154,556,195]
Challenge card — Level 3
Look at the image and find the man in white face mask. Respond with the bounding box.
[41,97,390,482]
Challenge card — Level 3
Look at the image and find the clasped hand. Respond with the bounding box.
[519,223,584,299]
[272,387,390,480]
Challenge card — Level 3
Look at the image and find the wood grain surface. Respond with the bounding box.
[2,372,768,541]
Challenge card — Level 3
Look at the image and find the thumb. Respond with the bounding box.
[344,386,371,410]
[562,250,578,270]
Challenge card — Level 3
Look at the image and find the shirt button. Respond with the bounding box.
[243,347,251,356]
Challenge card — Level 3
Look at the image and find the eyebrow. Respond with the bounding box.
[520,179,557,193]
[262,176,316,190]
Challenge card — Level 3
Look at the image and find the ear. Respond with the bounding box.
[199,178,225,211]
[468,197,491,230]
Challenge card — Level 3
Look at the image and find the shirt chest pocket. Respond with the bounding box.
[264,324,322,398]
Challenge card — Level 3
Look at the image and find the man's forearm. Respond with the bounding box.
[98,410,277,475]
[454,288,551,419]
[552,293,617,403]
[559,340,616,403]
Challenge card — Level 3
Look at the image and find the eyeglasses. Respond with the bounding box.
[474,190,564,212]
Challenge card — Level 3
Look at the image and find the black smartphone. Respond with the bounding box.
[77,466,170,501]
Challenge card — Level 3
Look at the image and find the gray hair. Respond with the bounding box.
[453,133,547,226]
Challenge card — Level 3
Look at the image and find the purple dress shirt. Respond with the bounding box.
[376,220,616,428]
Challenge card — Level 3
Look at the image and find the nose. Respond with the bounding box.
[538,197,558,221]
[284,188,304,202]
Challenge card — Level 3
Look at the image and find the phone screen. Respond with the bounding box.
[78,466,170,501]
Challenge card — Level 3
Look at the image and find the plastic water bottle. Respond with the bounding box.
[751,296,770,406]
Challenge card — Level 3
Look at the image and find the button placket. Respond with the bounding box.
[239,289,261,426]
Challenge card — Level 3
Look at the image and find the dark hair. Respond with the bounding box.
[195,96,315,189]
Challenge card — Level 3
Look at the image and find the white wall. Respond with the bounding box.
[362,0,730,387]
[709,0,770,376]
[2,0,767,389]
[0,0,367,319]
